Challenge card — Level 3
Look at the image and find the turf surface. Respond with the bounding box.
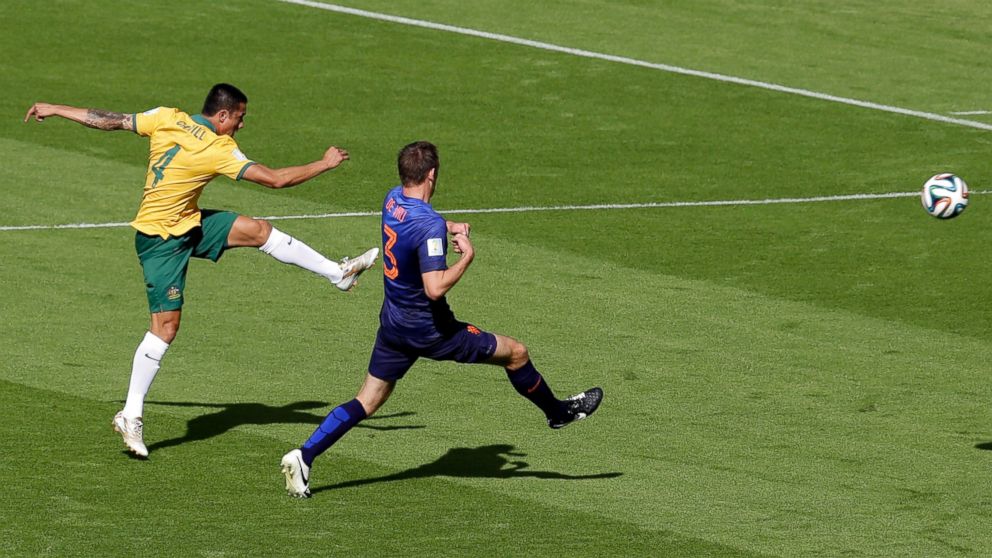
[1,1,990,556]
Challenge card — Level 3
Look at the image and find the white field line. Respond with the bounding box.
[277,0,992,133]
[949,110,991,116]
[1,190,977,232]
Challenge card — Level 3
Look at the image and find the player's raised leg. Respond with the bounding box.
[281,373,393,497]
[226,215,378,291]
[488,334,603,429]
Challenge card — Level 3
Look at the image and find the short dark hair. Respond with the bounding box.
[398,141,439,185]
[202,83,248,116]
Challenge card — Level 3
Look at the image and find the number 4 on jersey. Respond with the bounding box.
[150,144,181,188]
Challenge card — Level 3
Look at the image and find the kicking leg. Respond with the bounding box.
[227,216,378,290]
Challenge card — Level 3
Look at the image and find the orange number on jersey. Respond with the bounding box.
[383,224,399,280]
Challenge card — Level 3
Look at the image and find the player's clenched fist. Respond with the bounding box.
[322,146,349,170]
[451,232,473,258]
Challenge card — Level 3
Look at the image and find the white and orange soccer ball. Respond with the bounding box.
[921,173,969,219]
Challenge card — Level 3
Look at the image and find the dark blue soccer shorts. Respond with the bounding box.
[368,322,498,381]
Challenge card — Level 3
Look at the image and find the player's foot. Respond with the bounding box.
[335,248,379,291]
[281,449,311,498]
[548,387,603,429]
[112,411,148,457]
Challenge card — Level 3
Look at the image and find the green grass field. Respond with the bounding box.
[2,1,991,556]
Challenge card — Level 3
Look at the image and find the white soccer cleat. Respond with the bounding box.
[112,411,149,458]
[281,449,311,498]
[335,247,379,291]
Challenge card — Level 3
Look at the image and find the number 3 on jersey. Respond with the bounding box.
[383,224,399,280]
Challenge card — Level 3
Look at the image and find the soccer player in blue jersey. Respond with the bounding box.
[280,141,603,498]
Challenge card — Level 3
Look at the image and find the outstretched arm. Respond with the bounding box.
[24,103,134,131]
[241,146,349,189]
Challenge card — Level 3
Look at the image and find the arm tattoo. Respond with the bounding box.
[84,109,132,131]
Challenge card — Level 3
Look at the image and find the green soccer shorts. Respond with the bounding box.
[135,209,239,312]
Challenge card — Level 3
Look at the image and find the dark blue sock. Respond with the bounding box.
[300,399,367,466]
[506,361,565,420]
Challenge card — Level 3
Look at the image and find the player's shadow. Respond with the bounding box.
[142,401,424,453]
[311,444,622,493]
[975,442,992,451]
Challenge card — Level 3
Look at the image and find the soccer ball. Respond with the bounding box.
[921,173,969,219]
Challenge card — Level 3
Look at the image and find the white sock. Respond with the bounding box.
[122,331,170,419]
[259,227,343,283]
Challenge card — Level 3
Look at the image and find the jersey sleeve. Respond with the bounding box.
[416,217,448,273]
[211,140,257,182]
[134,106,171,137]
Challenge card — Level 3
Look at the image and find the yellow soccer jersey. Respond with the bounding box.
[130,106,255,238]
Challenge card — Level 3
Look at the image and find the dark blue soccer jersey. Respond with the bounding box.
[379,185,457,343]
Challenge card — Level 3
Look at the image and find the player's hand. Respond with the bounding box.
[322,146,349,170]
[24,102,59,123]
[451,232,474,258]
[447,221,471,237]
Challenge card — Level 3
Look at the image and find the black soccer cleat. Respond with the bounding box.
[548,387,603,429]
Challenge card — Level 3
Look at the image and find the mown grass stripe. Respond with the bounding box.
[277,0,992,132]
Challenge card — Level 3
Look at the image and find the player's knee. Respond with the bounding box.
[510,340,530,368]
[153,320,180,343]
[356,373,394,417]
[160,329,178,344]
[253,219,273,244]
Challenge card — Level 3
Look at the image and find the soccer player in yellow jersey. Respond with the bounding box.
[24,83,379,458]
